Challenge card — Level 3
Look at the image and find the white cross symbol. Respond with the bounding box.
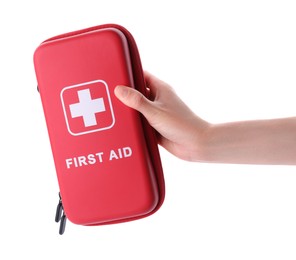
[69,89,106,127]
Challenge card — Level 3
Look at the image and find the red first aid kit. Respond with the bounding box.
[33,24,165,234]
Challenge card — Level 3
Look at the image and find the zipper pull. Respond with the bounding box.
[55,202,63,223]
[55,192,67,235]
[59,212,67,235]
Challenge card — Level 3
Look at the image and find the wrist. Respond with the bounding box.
[190,118,214,162]
[195,123,222,163]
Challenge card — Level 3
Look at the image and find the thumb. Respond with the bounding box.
[114,85,155,116]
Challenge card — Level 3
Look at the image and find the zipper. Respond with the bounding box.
[55,192,67,235]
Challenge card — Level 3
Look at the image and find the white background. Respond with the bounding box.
[1,0,296,259]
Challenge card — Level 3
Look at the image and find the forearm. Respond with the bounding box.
[201,117,296,165]
[115,73,296,165]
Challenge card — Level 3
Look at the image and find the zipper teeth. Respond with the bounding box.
[43,24,115,43]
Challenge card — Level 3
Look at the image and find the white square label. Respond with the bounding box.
[60,80,115,136]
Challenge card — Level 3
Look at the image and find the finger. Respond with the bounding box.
[144,71,162,98]
[144,71,175,99]
[114,85,158,120]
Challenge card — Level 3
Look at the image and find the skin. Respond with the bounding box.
[114,72,296,165]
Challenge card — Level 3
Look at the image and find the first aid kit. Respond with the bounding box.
[34,24,165,234]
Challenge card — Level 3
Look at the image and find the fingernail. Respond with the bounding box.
[115,85,128,98]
